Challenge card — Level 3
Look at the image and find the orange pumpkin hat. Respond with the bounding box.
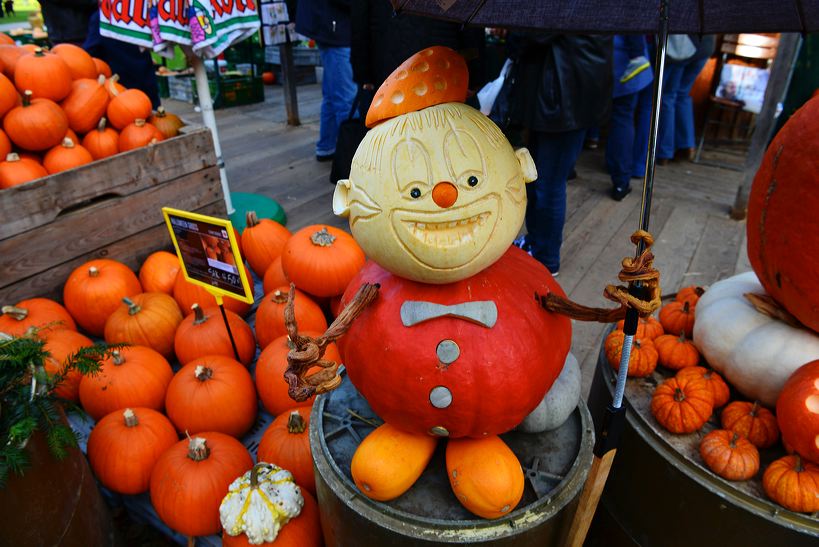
[365,46,469,128]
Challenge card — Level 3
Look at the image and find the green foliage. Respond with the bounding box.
[0,333,121,488]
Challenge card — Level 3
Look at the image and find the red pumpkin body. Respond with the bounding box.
[339,247,571,438]
[747,96,819,333]
[777,360,819,464]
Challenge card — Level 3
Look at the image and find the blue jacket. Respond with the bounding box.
[612,35,652,98]
[295,0,352,47]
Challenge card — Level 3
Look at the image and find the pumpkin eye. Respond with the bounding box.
[410,187,421,199]
[467,176,479,187]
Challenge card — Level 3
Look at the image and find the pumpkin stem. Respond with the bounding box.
[62,137,75,148]
[673,387,686,402]
[694,287,705,297]
[750,401,760,417]
[22,90,32,107]
[191,303,208,325]
[122,297,141,316]
[249,462,268,488]
[287,410,306,434]
[186,436,210,461]
[1,305,28,321]
[88,266,100,277]
[246,210,260,228]
[135,119,146,127]
[729,432,739,448]
[97,74,106,86]
[678,331,687,342]
[795,455,804,473]
[5,153,20,162]
[97,117,108,132]
[112,350,125,366]
[683,301,690,314]
[108,74,120,95]
[33,47,45,56]
[271,290,289,304]
[123,408,138,427]
[156,106,167,117]
[310,227,336,247]
[194,365,213,382]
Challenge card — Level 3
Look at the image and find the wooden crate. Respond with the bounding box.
[0,128,225,303]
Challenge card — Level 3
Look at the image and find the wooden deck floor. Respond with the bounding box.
[165,85,751,396]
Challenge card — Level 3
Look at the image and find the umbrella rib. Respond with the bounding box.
[795,0,807,34]
[464,0,489,26]
[698,0,705,34]
[393,0,411,16]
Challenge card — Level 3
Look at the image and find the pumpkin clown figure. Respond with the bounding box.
[290,46,576,519]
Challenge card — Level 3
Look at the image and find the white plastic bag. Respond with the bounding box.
[478,59,513,115]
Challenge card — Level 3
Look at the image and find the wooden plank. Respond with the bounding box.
[0,167,222,289]
[0,202,225,303]
[682,213,745,288]
[651,205,710,295]
[0,129,216,239]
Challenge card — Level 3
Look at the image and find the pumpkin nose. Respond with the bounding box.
[432,182,458,208]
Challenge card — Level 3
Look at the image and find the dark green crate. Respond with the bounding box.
[167,74,264,109]
[156,75,170,99]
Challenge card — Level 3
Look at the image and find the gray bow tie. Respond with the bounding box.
[400,300,498,328]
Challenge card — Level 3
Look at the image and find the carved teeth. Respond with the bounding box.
[404,212,489,248]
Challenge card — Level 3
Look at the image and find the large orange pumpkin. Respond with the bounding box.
[254,286,327,350]
[3,91,68,151]
[240,211,291,277]
[103,293,183,359]
[42,138,93,175]
[118,118,164,152]
[107,88,152,129]
[173,304,256,366]
[262,256,289,295]
[63,258,142,336]
[0,72,16,118]
[138,250,180,294]
[78,346,174,421]
[221,488,322,547]
[255,331,340,414]
[165,356,257,438]
[777,360,819,464]
[0,153,47,188]
[87,407,178,494]
[93,57,112,78]
[0,297,76,336]
[41,329,94,402]
[13,48,72,101]
[747,95,819,333]
[0,45,26,79]
[51,43,97,80]
[150,433,253,536]
[81,117,119,160]
[0,33,13,45]
[0,128,10,159]
[281,225,365,297]
[60,75,109,133]
[257,408,315,494]
[172,268,252,317]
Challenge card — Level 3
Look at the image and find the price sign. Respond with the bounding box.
[162,208,254,304]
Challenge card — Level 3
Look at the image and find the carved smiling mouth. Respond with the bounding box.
[404,212,491,248]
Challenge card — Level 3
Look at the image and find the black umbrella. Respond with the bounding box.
[391,1,811,545]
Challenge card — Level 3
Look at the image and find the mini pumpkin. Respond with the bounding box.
[676,286,705,307]
[254,286,327,350]
[654,331,700,370]
[0,297,76,336]
[13,48,72,101]
[138,250,180,294]
[281,225,366,297]
[42,137,93,175]
[699,429,759,481]
[651,375,714,434]
[148,106,184,139]
[615,315,665,340]
[720,400,779,449]
[173,304,256,366]
[777,360,819,464]
[82,117,119,160]
[0,153,47,188]
[762,455,819,513]
[118,118,164,152]
[257,409,315,494]
[241,211,291,277]
[659,301,695,338]
[675,366,730,408]
[604,329,658,378]
[103,293,183,359]
[3,91,69,152]
[63,258,142,336]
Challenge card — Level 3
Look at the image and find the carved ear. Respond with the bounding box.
[515,148,538,183]
[333,179,352,217]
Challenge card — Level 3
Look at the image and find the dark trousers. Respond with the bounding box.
[606,85,653,189]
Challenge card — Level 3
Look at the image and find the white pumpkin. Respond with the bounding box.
[517,352,581,433]
[220,462,304,545]
[693,271,819,407]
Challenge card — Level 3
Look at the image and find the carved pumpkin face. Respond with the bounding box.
[334,102,536,284]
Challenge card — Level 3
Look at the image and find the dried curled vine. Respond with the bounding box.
[284,282,379,402]
[537,230,662,322]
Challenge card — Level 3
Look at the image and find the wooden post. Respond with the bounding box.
[730,33,802,220]
[280,42,301,127]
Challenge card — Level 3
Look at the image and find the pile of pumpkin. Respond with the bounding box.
[0,215,366,544]
[605,285,819,515]
[0,37,184,189]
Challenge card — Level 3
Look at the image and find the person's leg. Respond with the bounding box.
[316,46,357,159]
[622,35,646,59]
[606,92,639,194]
[525,129,586,274]
[657,62,684,161]
[632,84,653,178]
[674,55,709,153]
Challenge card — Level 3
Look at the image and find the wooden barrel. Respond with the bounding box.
[588,327,819,546]
[310,373,594,546]
[0,430,114,546]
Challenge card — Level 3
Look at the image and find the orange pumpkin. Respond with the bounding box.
[221,489,322,547]
[762,455,819,513]
[0,153,47,188]
[261,71,275,85]
[281,225,365,297]
[675,366,730,408]
[148,106,184,139]
[13,48,72,101]
[262,256,289,295]
[257,408,315,494]
[173,304,256,366]
[42,137,93,175]
[699,429,759,481]
[172,268,252,317]
[107,87,152,129]
[255,331,340,415]
[150,433,253,536]
[0,45,26,78]
[659,301,695,338]
[87,407,179,494]
[604,329,658,377]
[63,258,142,336]
[165,356,257,438]
[104,74,126,97]
[3,91,68,151]
[79,346,174,421]
[118,118,164,152]
[241,211,291,277]
[0,71,16,118]
[254,287,327,350]
[81,117,119,160]
[446,435,524,519]
[138,250,180,294]
[51,43,97,80]
[93,57,112,78]
[777,360,819,464]
[103,293,183,359]
[0,128,10,159]
[60,75,109,134]
[615,315,664,340]
[0,297,76,336]
[0,33,13,45]
[676,286,705,307]
[651,375,714,434]
[41,329,94,402]
[720,401,779,449]
[653,331,700,370]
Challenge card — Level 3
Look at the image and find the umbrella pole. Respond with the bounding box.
[191,55,235,215]
[564,3,670,545]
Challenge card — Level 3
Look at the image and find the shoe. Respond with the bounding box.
[584,138,599,150]
[611,186,632,201]
[550,270,559,278]
[316,154,334,162]
[620,56,650,83]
